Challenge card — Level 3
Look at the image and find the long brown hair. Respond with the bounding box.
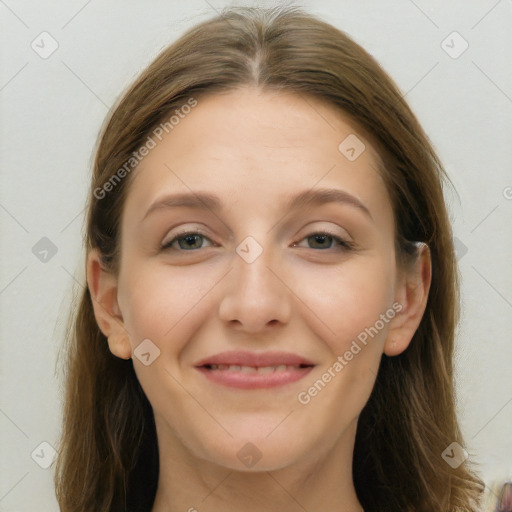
[55,5,485,511]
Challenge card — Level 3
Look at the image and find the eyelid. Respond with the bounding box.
[294,230,356,251]
[295,222,353,243]
[161,226,213,248]
[161,227,356,253]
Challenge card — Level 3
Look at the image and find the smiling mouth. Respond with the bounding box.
[202,363,313,373]
[194,350,316,389]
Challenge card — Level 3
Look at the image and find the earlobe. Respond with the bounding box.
[86,248,132,360]
[384,243,432,357]
[106,333,133,360]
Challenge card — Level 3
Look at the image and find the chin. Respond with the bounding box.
[211,447,301,473]
[195,431,309,473]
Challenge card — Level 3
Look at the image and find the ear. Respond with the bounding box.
[86,248,132,360]
[384,243,432,357]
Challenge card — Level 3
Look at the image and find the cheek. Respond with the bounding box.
[118,261,214,346]
[291,255,395,353]
[292,258,395,430]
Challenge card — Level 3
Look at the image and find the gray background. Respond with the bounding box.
[1,0,511,510]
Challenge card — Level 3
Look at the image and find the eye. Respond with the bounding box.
[294,232,355,251]
[161,231,214,251]
[161,230,354,253]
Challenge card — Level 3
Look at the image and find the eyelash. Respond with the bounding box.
[161,230,355,252]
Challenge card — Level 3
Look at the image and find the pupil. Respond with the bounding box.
[311,234,330,249]
[183,234,200,249]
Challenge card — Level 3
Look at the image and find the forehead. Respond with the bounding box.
[122,87,392,226]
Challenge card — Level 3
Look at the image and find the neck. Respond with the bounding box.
[150,418,364,512]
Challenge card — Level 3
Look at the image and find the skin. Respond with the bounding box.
[87,86,431,512]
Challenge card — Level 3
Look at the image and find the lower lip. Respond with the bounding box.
[195,366,314,389]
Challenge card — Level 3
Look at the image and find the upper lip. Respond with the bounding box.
[194,350,315,367]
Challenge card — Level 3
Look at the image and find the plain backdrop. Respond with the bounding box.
[1,0,511,510]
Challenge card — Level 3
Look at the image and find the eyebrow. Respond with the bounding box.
[142,188,373,222]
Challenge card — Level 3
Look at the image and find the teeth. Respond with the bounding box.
[207,364,303,373]
[240,366,257,374]
[256,366,275,374]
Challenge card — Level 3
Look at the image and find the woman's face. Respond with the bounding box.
[96,86,412,471]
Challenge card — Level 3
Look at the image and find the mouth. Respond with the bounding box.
[194,351,315,389]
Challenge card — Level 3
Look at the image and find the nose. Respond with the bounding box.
[217,237,292,333]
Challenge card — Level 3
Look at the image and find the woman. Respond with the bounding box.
[54,5,485,511]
